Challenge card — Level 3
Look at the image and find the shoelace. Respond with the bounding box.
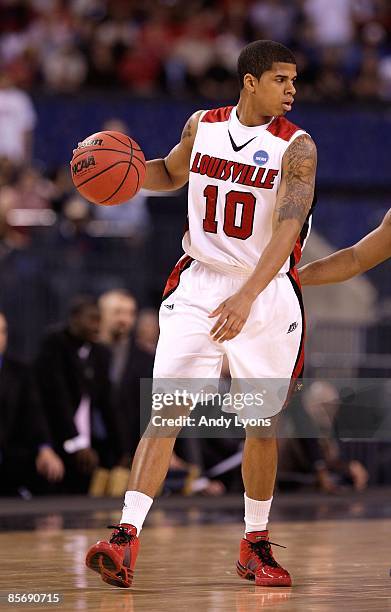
[107,524,135,545]
[250,539,286,568]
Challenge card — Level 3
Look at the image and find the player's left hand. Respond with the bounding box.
[209,291,255,342]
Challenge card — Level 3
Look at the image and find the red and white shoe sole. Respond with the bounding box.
[86,550,133,588]
[236,560,292,587]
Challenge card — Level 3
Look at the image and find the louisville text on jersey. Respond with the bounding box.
[191,152,278,189]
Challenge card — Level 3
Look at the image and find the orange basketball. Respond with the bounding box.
[70,131,146,206]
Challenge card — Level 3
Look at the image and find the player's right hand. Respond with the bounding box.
[209,290,255,342]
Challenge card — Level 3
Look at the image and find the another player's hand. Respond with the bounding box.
[36,446,65,483]
[209,290,255,342]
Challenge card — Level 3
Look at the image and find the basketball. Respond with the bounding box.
[70,130,146,206]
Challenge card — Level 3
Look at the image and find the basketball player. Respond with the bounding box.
[299,209,391,285]
[86,40,317,588]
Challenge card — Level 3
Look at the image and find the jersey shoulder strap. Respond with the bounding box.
[266,116,305,142]
[201,106,234,124]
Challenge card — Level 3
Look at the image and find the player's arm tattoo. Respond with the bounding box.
[276,134,317,227]
[181,117,193,141]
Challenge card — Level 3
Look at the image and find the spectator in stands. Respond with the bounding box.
[0,310,64,495]
[35,295,122,493]
[99,288,138,381]
[0,72,36,165]
[0,0,390,100]
[99,290,154,459]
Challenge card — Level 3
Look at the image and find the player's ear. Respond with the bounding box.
[243,73,257,94]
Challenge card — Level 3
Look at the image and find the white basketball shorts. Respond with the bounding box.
[153,255,304,418]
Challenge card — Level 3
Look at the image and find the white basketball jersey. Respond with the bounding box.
[182,105,311,276]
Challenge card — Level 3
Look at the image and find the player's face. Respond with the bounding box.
[253,62,297,116]
[0,313,8,355]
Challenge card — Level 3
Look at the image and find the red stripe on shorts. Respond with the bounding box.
[283,269,305,408]
[162,255,193,300]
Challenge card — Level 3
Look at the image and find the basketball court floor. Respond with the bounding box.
[1,491,390,611]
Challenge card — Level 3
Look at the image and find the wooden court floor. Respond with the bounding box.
[1,519,390,611]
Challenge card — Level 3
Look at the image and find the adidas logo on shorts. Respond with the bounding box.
[164,304,174,310]
[287,321,298,333]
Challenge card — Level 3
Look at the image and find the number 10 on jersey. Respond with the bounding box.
[203,185,256,240]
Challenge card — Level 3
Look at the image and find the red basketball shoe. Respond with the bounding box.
[86,524,139,588]
[236,530,292,587]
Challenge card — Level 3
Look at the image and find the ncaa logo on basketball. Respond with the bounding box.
[72,155,96,175]
[253,150,269,166]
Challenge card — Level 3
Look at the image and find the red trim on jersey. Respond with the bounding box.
[267,116,301,141]
[162,255,193,300]
[201,106,234,123]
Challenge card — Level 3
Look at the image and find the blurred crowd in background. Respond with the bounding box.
[0,0,390,101]
[0,296,372,499]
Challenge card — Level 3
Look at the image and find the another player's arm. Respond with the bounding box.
[142,111,203,191]
[299,210,391,285]
[210,134,317,342]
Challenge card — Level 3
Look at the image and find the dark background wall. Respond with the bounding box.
[34,96,391,187]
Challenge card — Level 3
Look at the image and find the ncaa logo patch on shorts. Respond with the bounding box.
[253,150,269,166]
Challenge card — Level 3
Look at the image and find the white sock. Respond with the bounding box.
[120,490,153,535]
[244,493,273,535]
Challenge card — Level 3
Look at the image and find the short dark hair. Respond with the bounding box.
[237,40,296,88]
